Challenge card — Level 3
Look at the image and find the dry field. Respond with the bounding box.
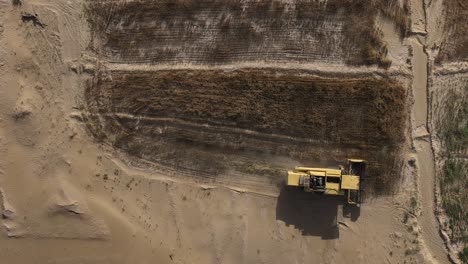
[85,69,406,195]
[84,0,410,196]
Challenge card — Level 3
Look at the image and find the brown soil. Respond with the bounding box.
[85,69,407,195]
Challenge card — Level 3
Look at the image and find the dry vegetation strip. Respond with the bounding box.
[437,85,468,261]
[85,0,409,67]
[85,69,407,195]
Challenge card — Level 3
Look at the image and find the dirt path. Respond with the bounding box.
[409,25,450,264]
[408,0,452,261]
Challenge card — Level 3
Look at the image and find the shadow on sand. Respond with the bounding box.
[275,187,360,239]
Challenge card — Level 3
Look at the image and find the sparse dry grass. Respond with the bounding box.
[443,96,468,154]
[442,158,468,262]
[437,85,468,259]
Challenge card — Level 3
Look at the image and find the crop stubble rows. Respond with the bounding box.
[86,0,409,66]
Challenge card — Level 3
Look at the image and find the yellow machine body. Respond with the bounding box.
[287,159,366,205]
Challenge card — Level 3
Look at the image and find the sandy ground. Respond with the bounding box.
[0,0,456,263]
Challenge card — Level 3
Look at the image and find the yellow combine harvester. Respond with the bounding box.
[287,159,366,205]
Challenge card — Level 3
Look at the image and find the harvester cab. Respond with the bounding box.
[287,159,366,206]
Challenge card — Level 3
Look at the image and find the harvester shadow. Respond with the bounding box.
[275,187,360,239]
